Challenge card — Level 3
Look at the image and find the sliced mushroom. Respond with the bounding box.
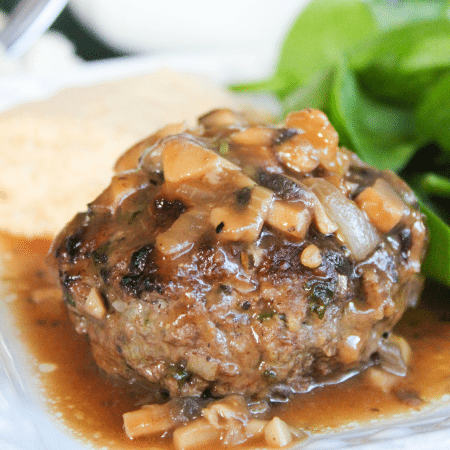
[356,178,407,233]
[231,127,275,147]
[162,136,239,183]
[276,109,339,173]
[198,108,248,130]
[265,200,312,240]
[210,186,273,242]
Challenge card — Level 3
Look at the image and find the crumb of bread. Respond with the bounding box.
[0,69,240,237]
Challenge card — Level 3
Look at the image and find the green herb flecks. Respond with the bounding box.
[92,242,111,265]
[128,209,144,224]
[264,369,277,379]
[304,278,337,319]
[64,293,76,307]
[167,364,191,387]
[218,140,230,156]
[257,310,277,322]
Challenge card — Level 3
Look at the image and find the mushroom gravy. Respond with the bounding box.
[1,231,450,449]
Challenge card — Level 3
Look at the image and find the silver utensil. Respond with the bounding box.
[0,0,68,58]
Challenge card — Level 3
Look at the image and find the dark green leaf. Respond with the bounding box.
[350,19,450,106]
[420,173,450,198]
[416,71,450,154]
[420,201,450,288]
[328,60,418,171]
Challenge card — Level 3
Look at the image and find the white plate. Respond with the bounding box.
[1,52,450,450]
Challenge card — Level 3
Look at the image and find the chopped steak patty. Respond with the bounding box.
[49,108,427,400]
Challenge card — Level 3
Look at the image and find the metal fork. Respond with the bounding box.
[0,0,68,58]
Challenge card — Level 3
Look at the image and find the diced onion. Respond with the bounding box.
[85,288,106,320]
[173,418,220,450]
[246,419,268,437]
[305,178,380,261]
[202,395,250,445]
[156,209,208,256]
[377,334,412,377]
[90,170,150,213]
[123,402,177,438]
[168,182,218,207]
[264,417,293,448]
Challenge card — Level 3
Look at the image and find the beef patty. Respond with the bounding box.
[49,108,427,401]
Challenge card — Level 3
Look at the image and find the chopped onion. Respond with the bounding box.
[156,209,208,257]
[169,182,218,207]
[264,417,293,448]
[202,395,250,445]
[85,288,106,320]
[90,170,150,213]
[377,334,412,377]
[305,178,380,261]
[173,418,220,450]
[123,401,178,438]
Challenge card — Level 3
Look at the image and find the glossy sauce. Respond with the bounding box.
[2,231,450,449]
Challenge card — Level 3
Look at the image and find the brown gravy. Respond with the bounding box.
[2,231,450,449]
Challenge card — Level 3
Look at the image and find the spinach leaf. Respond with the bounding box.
[420,173,450,198]
[328,60,417,171]
[420,201,450,287]
[416,72,450,155]
[232,0,377,99]
[350,19,450,106]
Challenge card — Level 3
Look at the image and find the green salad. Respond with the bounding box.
[233,0,450,289]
